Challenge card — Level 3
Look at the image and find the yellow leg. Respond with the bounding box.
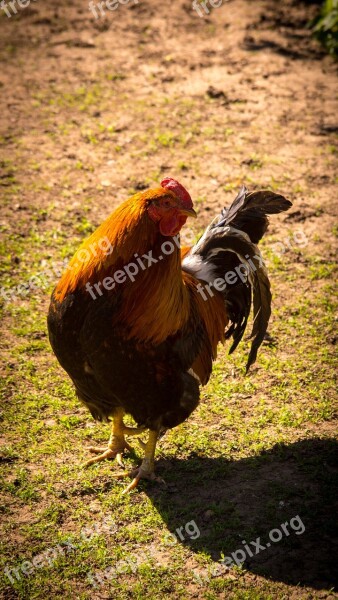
[83,408,145,467]
[113,429,163,494]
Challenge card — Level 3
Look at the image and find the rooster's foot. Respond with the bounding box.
[83,411,146,468]
[113,429,163,493]
[83,440,132,468]
[112,465,165,494]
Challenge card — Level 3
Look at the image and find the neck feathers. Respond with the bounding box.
[54,195,155,302]
[118,240,190,344]
[54,194,190,344]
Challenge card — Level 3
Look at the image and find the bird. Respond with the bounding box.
[47,178,291,493]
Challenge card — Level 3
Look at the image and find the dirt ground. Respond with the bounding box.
[0,0,337,599]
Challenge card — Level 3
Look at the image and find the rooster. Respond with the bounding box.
[47,178,291,493]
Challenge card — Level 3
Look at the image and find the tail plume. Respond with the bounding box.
[212,185,292,243]
[182,187,291,370]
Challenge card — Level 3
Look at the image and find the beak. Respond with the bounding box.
[179,207,197,218]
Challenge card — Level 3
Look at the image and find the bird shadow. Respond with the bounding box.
[144,437,338,591]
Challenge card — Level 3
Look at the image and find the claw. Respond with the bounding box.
[83,448,118,467]
[111,470,132,479]
[116,453,125,468]
[87,446,109,455]
[122,477,141,495]
[138,438,146,451]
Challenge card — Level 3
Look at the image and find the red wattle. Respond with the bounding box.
[159,214,187,236]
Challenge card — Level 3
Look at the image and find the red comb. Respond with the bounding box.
[160,177,193,208]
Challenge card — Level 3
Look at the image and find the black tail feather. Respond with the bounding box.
[213,186,292,244]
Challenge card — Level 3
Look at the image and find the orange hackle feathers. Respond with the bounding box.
[115,238,191,345]
[54,188,173,304]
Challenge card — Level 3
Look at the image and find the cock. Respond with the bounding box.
[47,178,291,493]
